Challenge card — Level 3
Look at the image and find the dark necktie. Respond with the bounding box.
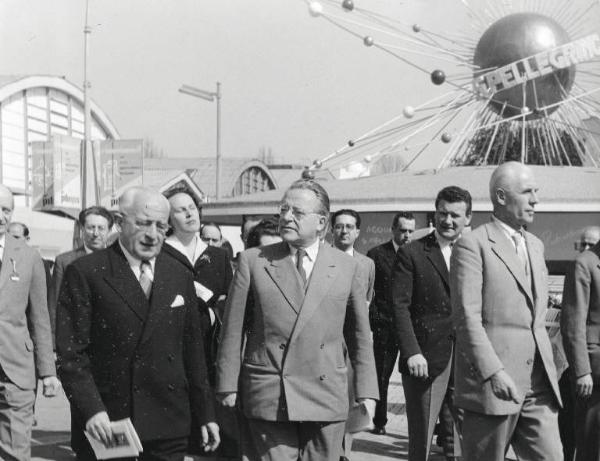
[139,261,153,299]
[296,249,307,285]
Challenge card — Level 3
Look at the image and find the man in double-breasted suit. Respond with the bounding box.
[0,185,60,460]
[451,162,562,461]
[49,206,113,345]
[367,211,415,433]
[216,180,378,461]
[392,186,471,461]
[57,187,219,461]
[561,240,600,459]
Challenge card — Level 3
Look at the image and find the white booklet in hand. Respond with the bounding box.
[84,418,142,459]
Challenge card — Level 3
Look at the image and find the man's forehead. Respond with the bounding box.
[132,202,169,220]
[335,214,357,225]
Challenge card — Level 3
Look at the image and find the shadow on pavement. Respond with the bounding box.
[352,432,409,459]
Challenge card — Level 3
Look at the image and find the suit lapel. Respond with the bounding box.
[139,252,175,344]
[525,233,545,316]
[264,243,304,314]
[163,243,194,271]
[487,222,534,306]
[423,233,449,289]
[289,244,338,345]
[104,244,149,321]
[0,236,20,291]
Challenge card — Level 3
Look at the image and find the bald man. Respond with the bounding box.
[577,226,600,253]
[0,185,59,460]
[451,162,562,461]
[57,186,219,460]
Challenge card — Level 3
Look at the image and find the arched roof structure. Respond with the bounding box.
[0,75,119,195]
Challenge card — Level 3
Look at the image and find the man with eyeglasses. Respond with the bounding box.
[216,180,378,461]
[57,186,219,460]
[367,211,416,434]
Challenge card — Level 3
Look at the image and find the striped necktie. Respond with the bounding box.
[296,248,307,285]
[139,261,153,299]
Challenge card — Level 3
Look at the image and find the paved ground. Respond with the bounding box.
[31,367,448,461]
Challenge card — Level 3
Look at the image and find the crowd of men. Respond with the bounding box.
[0,160,598,461]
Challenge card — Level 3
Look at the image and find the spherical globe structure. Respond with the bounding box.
[473,13,576,120]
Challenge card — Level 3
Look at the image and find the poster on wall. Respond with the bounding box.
[31,135,82,212]
[98,139,143,209]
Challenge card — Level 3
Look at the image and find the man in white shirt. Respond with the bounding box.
[392,186,471,461]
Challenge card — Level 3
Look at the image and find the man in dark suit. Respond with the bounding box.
[216,180,378,461]
[367,211,415,434]
[561,240,600,459]
[57,186,219,460]
[0,185,60,460]
[451,162,562,460]
[392,186,471,460]
[49,206,113,343]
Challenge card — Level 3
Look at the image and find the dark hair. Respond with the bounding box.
[78,206,114,228]
[200,222,222,239]
[435,186,472,215]
[286,179,330,216]
[392,211,415,228]
[247,218,280,249]
[331,209,361,229]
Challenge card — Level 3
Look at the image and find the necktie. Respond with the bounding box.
[139,261,153,299]
[511,231,530,283]
[296,249,307,285]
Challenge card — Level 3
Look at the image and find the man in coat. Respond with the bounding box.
[367,211,416,434]
[451,162,562,460]
[0,184,60,460]
[216,179,378,461]
[49,206,113,344]
[392,186,471,461]
[57,186,219,460]
[561,240,600,459]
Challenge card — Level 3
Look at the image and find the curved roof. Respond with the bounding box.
[0,75,120,139]
[202,166,600,219]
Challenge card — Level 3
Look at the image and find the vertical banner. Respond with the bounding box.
[31,135,82,212]
[99,139,143,209]
[31,140,54,210]
[53,135,82,209]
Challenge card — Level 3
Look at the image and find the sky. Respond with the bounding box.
[1,0,598,172]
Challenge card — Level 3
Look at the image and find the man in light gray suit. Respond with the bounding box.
[451,162,562,461]
[0,185,60,460]
[217,180,378,461]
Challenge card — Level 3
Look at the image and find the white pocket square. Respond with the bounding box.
[170,294,185,308]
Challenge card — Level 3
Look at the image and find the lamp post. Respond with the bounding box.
[179,82,222,200]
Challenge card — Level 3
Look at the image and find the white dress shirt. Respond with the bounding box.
[289,239,320,281]
[0,233,5,261]
[119,240,156,282]
[165,233,207,265]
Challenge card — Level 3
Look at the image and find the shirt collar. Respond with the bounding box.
[83,244,94,255]
[391,240,400,253]
[289,238,320,261]
[344,247,355,256]
[493,215,522,240]
[0,234,5,248]
[118,239,156,272]
[165,233,207,261]
[434,230,454,249]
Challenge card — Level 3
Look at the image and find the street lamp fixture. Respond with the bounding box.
[179,82,222,200]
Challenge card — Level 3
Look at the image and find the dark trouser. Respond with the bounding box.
[402,357,461,461]
[557,368,575,461]
[240,417,346,461]
[373,325,399,428]
[574,384,600,461]
[76,435,188,461]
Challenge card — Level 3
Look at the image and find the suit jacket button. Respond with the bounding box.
[319,375,326,380]
[133,386,140,393]
[320,344,324,349]
[279,344,285,350]
[168,384,175,391]
[168,354,175,362]
[527,358,533,365]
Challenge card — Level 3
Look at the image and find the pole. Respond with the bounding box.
[215,82,222,200]
[82,0,92,209]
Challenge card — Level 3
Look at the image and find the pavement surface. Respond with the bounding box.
[31,366,449,461]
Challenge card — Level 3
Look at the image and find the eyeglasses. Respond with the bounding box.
[123,214,169,234]
[278,204,321,220]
